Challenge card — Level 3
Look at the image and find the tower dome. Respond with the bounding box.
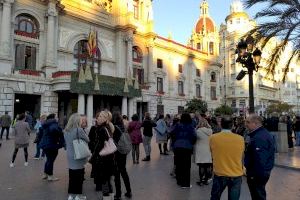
[195,0,216,34]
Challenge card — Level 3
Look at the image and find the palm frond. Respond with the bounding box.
[282,50,298,82]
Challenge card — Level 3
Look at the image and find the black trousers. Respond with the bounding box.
[174,148,192,187]
[114,152,131,197]
[68,168,85,194]
[198,163,212,182]
[44,148,58,175]
[247,176,269,200]
[1,127,10,139]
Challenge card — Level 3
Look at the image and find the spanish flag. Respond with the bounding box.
[87,29,97,57]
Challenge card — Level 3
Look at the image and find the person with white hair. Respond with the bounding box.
[64,113,90,200]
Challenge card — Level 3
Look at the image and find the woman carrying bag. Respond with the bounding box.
[64,113,90,200]
[89,110,115,200]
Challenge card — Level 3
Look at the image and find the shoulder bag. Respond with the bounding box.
[99,128,117,156]
[73,128,92,160]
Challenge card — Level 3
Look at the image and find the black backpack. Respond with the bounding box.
[115,126,132,154]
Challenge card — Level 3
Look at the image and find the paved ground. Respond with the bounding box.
[0,134,300,200]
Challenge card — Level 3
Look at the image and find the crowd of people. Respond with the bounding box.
[3,109,299,200]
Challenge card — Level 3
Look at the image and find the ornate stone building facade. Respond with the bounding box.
[0,0,221,125]
[219,0,300,116]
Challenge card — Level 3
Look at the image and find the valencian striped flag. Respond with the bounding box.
[87,29,98,57]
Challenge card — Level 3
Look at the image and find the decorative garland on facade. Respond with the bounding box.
[70,72,141,97]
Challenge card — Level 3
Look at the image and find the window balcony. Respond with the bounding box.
[52,71,72,78]
[18,69,41,76]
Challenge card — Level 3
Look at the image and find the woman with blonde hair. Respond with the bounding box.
[194,119,213,186]
[64,113,89,200]
[89,110,115,200]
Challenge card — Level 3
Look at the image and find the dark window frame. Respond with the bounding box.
[157,77,163,92]
[14,14,39,39]
[178,81,184,95]
[178,64,183,73]
[157,58,163,69]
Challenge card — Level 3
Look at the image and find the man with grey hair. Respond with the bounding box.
[244,114,275,200]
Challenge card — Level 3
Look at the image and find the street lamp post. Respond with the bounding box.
[235,36,262,114]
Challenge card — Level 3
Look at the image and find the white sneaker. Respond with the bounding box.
[42,174,48,180]
[24,162,28,166]
[67,195,74,200]
[74,195,86,200]
[47,176,59,181]
[9,162,14,168]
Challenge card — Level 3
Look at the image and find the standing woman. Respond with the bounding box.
[172,113,197,188]
[90,110,115,200]
[155,114,168,155]
[9,113,31,167]
[127,114,142,164]
[64,113,89,200]
[112,112,132,200]
[39,113,65,181]
[194,119,213,186]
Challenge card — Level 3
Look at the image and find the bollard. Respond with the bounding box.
[277,122,288,153]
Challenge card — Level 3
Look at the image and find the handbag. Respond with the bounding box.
[73,128,92,160]
[99,128,117,156]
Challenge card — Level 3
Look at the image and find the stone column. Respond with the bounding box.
[122,96,128,116]
[45,1,57,68]
[147,44,154,84]
[125,35,133,78]
[78,94,85,115]
[128,98,134,119]
[87,95,93,127]
[0,0,13,58]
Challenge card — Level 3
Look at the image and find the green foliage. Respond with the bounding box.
[70,72,141,97]
[244,0,300,82]
[214,104,234,116]
[266,102,294,115]
[184,98,208,114]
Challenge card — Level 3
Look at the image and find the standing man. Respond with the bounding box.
[209,117,245,200]
[244,114,275,200]
[1,111,12,140]
[141,112,156,161]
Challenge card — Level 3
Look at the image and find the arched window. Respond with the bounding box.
[132,46,144,85]
[73,40,101,73]
[209,42,214,55]
[14,14,39,39]
[132,46,142,63]
[210,72,216,82]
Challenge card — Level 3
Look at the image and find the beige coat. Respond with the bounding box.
[194,127,213,164]
[14,120,31,147]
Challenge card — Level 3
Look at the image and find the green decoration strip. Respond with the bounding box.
[70,72,141,97]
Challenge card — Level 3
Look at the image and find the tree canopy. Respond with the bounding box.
[214,104,234,116]
[184,98,208,114]
[243,0,300,82]
[265,102,294,115]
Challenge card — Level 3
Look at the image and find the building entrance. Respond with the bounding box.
[14,94,41,120]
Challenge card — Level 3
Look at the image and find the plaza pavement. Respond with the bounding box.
[0,134,300,200]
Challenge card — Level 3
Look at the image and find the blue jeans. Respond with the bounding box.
[210,175,242,200]
[143,136,152,156]
[35,144,45,158]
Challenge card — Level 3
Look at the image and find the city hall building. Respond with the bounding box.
[0,0,221,125]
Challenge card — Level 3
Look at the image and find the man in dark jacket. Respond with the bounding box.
[0,111,12,139]
[141,112,156,161]
[244,114,275,200]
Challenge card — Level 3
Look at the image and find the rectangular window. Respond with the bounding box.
[196,69,201,77]
[157,77,163,92]
[157,105,164,115]
[178,81,184,95]
[133,68,144,85]
[231,99,236,107]
[211,86,216,100]
[178,64,183,73]
[239,99,246,107]
[157,59,163,68]
[197,43,201,50]
[15,44,36,70]
[209,42,214,55]
[133,0,139,19]
[178,106,184,114]
[196,84,201,97]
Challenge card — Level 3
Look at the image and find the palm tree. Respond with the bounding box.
[243,0,300,82]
